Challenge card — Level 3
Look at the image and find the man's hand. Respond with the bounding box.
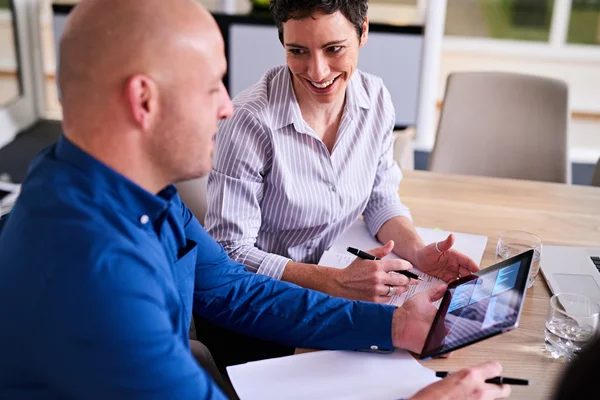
[415,234,480,283]
[409,361,511,400]
[331,240,419,303]
[391,285,446,353]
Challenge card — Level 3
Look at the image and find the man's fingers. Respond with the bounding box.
[475,361,503,380]
[487,383,512,399]
[426,284,447,302]
[367,240,395,259]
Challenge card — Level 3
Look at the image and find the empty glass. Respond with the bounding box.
[545,293,600,361]
[496,230,542,289]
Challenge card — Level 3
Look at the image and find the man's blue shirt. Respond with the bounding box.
[0,136,395,399]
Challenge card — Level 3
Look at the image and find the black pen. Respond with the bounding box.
[436,371,530,386]
[346,247,423,281]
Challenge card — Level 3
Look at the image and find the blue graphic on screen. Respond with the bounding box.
[448,284,473,313]
[491,262,519,296]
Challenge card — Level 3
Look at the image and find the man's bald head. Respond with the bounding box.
[59,0,218,114]
[57,0,233,193]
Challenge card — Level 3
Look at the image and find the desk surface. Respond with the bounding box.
[298,170,600,399]
[401,170,600,400]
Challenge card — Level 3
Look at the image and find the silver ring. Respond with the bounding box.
[386,285,394,297]
[435,241,442,253]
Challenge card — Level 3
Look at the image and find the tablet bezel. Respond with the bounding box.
[419,249,534,360]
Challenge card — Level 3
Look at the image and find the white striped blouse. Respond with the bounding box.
[205,65,412,280]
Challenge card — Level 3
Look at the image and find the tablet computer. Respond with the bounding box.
[419,249,534,360]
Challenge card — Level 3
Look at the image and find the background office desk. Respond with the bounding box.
[402,170,600,400]
[299,170,600,400]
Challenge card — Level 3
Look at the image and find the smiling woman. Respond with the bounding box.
[199,0,478,373]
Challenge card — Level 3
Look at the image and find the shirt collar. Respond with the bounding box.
[269,67,305,131]
[54,135,177,226]
[269,67,371,131]
[346,71,372,113]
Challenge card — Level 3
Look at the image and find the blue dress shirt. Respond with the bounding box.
[0,136,396,399]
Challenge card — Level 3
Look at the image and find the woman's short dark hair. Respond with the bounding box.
[269,0,369,43]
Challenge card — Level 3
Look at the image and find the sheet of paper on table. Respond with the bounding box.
[227,349,441,400]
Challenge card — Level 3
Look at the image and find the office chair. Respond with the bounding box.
[175,176,208,226]
[592,158,600,187]
[428,71,570,184]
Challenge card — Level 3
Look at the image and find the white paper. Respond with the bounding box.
[227,349,440,400]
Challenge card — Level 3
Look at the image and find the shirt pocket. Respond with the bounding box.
[173,239,197,332]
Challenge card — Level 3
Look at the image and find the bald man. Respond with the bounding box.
[0,1,507,399]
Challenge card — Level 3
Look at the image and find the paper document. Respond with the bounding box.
[319,219,488,307]
[227,349,440,400]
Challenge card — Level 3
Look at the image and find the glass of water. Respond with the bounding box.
[496,230,542,289]
[545,292,600,361]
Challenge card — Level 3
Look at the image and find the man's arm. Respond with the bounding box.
[185,197,397,351]
[34,248,227,400]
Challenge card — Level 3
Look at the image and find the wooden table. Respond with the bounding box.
[400,170,600,400]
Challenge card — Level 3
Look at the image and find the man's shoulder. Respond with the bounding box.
[2,178,163,282]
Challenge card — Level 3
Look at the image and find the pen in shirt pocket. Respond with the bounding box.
[346,247,423,281]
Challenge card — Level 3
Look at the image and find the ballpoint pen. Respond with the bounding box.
[346,247,423,281]
[435,371,530,386]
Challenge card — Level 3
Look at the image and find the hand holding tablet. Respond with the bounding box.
[419,249,534,360]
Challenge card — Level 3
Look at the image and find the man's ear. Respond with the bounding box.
[360,17,369,47]
[124,74,158,131]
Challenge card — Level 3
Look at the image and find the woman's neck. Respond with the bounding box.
[293,79,346,132]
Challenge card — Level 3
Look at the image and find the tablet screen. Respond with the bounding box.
[419,249,533,360]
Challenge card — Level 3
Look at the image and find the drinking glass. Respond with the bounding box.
[496,230,542,289]
[545,292,600,361]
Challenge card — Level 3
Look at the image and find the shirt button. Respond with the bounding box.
[370,345,379,351]
[330,185,337,193]
[140,215,150,225]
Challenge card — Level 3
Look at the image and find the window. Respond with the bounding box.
[0,0,20,107]
[568,0,600,45]
[445,0,555,42]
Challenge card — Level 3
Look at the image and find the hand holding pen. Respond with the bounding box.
[347,246,423,281]
[330,240,419,303]
[409,361,514,400]
[436,371,529,386]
